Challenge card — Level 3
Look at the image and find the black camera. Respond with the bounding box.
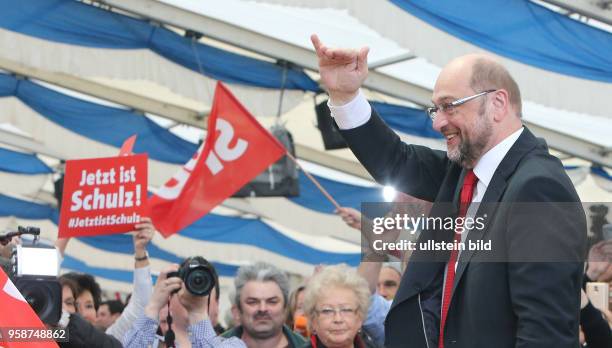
[167,256,217,296]
[9,241,62,325]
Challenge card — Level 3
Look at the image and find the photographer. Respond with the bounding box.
[123,259,246,348]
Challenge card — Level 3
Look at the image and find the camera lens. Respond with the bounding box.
[16,278,62,324]
[185,268,213,296]
[23,286,46,312]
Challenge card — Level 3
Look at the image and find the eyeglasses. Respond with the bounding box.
[315,306,359,319]
[426,89,496,121]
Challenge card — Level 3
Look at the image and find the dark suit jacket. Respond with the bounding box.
[340,110,586,348]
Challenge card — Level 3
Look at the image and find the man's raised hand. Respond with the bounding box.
[310,34,369,105]
[144,264,182,320]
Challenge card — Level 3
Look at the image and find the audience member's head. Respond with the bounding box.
[377,262,402,300]
[303,264,369,347]
[62,272,102,324]
[233,262,290,342]
[286,284,306,328]
[96,299,124,330]
[58,275,79,314]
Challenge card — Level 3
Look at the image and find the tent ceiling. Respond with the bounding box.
[0,126,64,159]
[97,0,433,106]
[249,0,612,117]
[539,0,612,26]
[0,56,207,126]
[93,0,612,168]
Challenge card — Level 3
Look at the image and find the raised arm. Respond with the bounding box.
[106,217,155,340]
[311,35,448,201]
[55,237,70,257]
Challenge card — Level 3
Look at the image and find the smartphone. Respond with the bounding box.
[586,282,610,312]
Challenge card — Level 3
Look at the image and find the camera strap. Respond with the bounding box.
[164,297,176,348]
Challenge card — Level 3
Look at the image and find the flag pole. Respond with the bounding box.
[284,151,341,210]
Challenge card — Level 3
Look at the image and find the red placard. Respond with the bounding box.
[58,154,148,238]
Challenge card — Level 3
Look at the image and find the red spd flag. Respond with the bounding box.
[0,269,59,348]
[150,82,285,236]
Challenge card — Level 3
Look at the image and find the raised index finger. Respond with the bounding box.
[310,34,323,53]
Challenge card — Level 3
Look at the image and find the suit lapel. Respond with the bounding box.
[452,177,507,293]
[391,165,464,310]
[451,170,466,210]
[452,128,541,293]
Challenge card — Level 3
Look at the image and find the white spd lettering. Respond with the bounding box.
[205,118,248,174]
[155,118,248,200]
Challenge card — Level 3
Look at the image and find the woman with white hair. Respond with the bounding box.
[302,264,379,348]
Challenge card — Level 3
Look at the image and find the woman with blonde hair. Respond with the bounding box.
[302,264,378,348]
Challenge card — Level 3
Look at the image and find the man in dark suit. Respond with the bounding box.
[311,35,586,348]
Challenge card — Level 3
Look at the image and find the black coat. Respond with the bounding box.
[58,313,122,348]
[301,331,380,348]
[340,110,586,348]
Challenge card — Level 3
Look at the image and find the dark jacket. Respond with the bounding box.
[58,313,122,348]
[580,302,612,348]
[301,332,380,348]
[340,110,586,348]
[222,324,306,348]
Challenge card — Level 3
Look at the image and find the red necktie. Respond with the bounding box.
[438,170,478,348]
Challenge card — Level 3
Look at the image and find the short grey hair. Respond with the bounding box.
[303,264,370,327]
[382,262,402,276]
[233,262,290,309]
[470,57,522,118]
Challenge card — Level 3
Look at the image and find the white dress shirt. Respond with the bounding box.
[106,265,153,340]
[327,89,371,129]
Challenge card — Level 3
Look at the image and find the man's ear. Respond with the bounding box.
[492,89,510,122]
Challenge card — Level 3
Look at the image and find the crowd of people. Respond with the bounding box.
[2,205,602,348]
[43,214,399,348]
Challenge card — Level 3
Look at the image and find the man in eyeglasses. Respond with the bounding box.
[311,34,586,348]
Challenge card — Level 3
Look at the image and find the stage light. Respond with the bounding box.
[383,186,396,202]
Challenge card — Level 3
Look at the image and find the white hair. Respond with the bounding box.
[303,264,370,328]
